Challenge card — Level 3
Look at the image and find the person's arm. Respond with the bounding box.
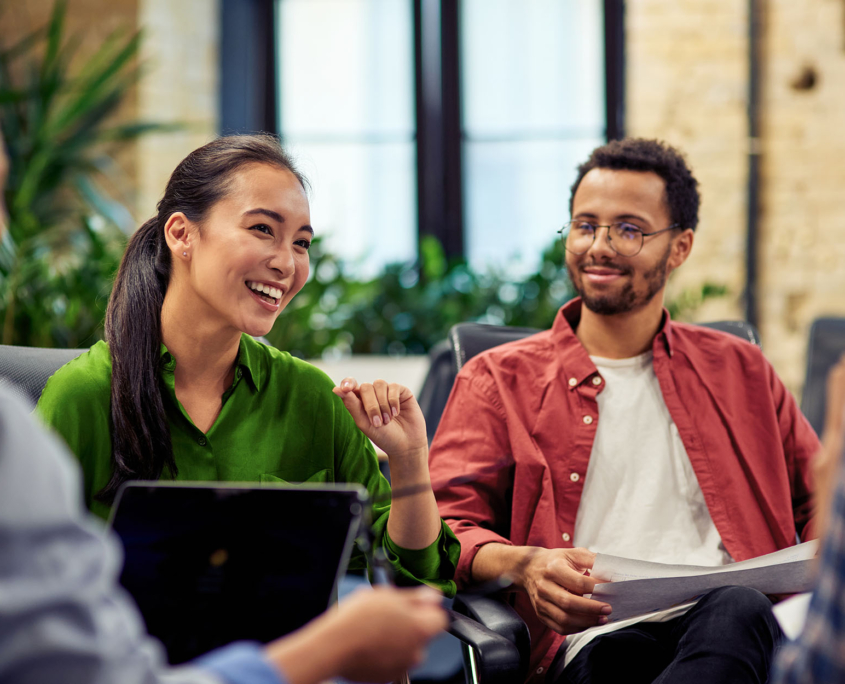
[333,378,441,550]
[0,387,226,684]
[771,358,845,684]
[265,586,446,684]
[766,355,822,541]
[428,369,610,634]
[471,544,608,634]
[332,378,460,597]
[812,353,845,538]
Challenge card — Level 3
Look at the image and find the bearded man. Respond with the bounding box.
[428,138,819,684]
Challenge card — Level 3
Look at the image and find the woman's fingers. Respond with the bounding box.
[331,384,370,429]
[357,383,383,427]
[373,379,392,426]
[334,378,410,429]
[338,377,359,392]
[387,383,401,418]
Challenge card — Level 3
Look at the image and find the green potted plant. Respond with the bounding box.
[0,0,172,347]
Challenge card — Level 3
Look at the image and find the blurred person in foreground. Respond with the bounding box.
[0,134,447,683]
[772,353,845,683]
[429,138,819,684]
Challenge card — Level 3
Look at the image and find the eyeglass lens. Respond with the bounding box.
[562,221,644,256]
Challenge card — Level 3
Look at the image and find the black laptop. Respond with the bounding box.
[109,482,368,664]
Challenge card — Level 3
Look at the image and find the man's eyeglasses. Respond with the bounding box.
[558,220,681,257]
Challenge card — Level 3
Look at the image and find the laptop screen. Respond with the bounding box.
[110,482,367,664]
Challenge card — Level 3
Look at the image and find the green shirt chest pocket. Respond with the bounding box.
[259,468,334,485]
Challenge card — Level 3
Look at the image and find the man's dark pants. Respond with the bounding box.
[547,586,784,684]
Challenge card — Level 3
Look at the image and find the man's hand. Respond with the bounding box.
[265,586,447,684]
[472,543,611,635]
[520,547,610,634]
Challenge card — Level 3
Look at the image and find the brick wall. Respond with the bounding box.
[628,0,845,394]
[135,0,220,221]
[2,0,218,227]
[758,0,845,391]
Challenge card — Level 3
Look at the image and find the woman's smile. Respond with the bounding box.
[245,279,285,310]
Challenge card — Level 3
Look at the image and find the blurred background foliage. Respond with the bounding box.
[0,0,170,347]
[0,0,726,356]
[267,235,577,359]
[267,236,727,360]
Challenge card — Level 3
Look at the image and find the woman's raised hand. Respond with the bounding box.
[332,378,428,464]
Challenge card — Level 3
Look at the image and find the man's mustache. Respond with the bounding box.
[577,260,632,276]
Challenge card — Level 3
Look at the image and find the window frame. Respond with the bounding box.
[219,0,625,261]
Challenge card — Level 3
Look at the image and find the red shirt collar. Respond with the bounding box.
[552,297,675,389]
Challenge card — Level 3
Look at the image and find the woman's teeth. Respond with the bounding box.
[246,280,282,302]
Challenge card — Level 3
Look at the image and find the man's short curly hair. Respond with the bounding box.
[569,138,701,231]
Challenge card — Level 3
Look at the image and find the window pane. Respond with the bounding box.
[277,0,416,274]
[288,142,417,275]
[464,138,603,274]
[461,0,605,274]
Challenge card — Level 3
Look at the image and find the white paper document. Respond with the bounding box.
[590,541,818,623]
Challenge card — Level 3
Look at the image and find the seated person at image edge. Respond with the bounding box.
[36,134,458,593]
[429,138,819,684]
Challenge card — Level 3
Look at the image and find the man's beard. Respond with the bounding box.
[568,245,672,316]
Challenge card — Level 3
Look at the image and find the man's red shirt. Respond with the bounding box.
[429,298,819,682]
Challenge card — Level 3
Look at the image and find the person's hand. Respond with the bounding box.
[333,378,428,464]
[518,547,611,634]
[265,586,447,684]
[814,353,845,536]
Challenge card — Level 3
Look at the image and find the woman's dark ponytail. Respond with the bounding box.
[97,218,174,502]
[96,134,307,503]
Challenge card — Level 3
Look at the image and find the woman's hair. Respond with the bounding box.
[98,134,307,503]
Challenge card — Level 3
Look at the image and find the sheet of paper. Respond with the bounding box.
[590,542,818,623]
[592,540,818,582]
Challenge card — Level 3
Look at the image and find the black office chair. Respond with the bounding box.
[431,318,762,684]
[801,317,845,436]
[0,344,88,408]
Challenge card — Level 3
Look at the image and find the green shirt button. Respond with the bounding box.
[198,436,207,446]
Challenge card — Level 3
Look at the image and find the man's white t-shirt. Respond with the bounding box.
[563,352,732,668]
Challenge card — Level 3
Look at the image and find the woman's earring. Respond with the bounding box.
[182,251,187,257]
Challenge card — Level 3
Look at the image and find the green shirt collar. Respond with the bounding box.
[158,333,262,391]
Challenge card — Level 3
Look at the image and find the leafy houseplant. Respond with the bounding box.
[0,0,169,347]
[266,235,577,359]
[266,234,728,360]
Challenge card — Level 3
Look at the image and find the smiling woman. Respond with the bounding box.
[35,134,458,594]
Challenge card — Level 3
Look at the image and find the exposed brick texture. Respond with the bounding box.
[628,0,845,396]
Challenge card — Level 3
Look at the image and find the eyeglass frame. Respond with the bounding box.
[557,220,682,257]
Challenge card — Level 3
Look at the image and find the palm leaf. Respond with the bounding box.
[0,0,176,346]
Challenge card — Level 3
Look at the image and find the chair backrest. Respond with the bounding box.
[801,317,845,436]
[0,345,87,408]
[697,320,762,348]
[418,319,762,442]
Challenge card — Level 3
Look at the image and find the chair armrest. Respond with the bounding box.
[447,610,524,684]
[452,593,531,683]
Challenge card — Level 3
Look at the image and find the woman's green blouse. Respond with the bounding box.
[36,335,458,596]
